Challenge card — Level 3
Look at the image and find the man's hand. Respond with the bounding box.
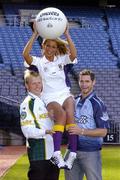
[68,125,84,135]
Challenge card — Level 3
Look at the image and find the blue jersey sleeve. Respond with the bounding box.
[91,97,109,129]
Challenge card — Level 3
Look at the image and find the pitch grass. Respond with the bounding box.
[1,145,120,180]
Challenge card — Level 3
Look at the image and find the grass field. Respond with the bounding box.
[1,145,120,180]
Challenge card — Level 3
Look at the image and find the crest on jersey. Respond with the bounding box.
[101,112,109,121]
[20,111,27,120]
[58,64,63,70]
[44,66,48,72]
[75,115,88,124]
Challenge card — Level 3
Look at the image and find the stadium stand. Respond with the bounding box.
[0,2,120,145]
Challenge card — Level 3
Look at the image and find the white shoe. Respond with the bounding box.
[65,152,76,170]
[50,151,66,169]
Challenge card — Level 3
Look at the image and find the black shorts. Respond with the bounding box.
[28,160,60,180]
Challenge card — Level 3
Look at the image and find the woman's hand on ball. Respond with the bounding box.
[64,23,69,37]
[33,21,39,37]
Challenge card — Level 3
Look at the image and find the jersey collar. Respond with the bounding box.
[79,91,95,102]
[28,92,41,99]
[43,55,58,63]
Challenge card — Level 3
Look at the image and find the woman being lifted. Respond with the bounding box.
[23,22,77,170]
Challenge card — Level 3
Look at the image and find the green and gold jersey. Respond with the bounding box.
[20,92,54,160]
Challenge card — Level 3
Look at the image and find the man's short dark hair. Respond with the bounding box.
[79,69,95,81]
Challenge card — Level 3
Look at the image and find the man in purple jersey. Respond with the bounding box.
[65,69,109,180]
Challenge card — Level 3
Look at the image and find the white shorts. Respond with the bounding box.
[42,90,73,106]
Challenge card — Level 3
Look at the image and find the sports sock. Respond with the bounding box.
[53,124,64,151]
[66,124,77,152]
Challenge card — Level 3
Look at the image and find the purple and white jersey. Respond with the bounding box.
[32,55,77,96]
